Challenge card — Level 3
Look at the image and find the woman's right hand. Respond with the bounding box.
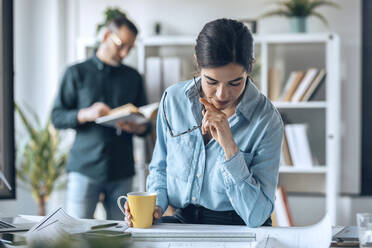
[123,201,163,227]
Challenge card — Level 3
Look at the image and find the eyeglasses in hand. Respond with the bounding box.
[162,77,202,137]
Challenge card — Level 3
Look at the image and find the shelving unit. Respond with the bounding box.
[136,33,341,225]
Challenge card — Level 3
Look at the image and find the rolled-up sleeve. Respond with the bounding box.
[220,111,283,227]
[146,93,169,213]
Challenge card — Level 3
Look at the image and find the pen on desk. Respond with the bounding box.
[91,223,118,230]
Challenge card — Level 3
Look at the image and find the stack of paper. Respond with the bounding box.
[126,214,331,248]
[26,207,120,245]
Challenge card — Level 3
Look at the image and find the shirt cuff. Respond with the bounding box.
[220,151,251,183]
[69,109,80,128]
[154,190,168,215]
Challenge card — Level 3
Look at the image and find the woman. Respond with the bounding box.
[124,18,283,227]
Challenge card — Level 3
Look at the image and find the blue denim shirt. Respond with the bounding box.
[146,78,283,227]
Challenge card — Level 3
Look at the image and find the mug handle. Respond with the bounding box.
[117,195,128,215]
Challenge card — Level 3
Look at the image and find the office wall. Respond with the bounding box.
[1,0,367,225]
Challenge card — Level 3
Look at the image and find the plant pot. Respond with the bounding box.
[290,17,307,33]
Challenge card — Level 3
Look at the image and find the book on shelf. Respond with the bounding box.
[145,57,181,103]
[281,71,304,102]
[281,130,293,166]
[272,187,294,227]
[268,67,282,101]
[279,71,296,101]
[299,69,326,102]
[285,124,313,168]
[145,57,162,103]
[291,68,318,102]
[95,102,159,128]
[162,57,181,90]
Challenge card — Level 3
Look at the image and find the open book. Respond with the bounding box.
[95,102,159,128]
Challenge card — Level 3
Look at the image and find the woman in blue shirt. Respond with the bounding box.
[124,18,283,227]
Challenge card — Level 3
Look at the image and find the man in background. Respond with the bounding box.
[52,17,148,220]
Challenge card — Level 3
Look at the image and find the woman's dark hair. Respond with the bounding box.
[109,17,138,36]
[195,18,254,72]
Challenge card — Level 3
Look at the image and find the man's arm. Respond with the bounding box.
[51,67,80,129]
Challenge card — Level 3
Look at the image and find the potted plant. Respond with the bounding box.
[15,104,67,216]
[260,0,339,33]
[96,7,127,35]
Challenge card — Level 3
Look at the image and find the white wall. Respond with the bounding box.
[1,0,367,225]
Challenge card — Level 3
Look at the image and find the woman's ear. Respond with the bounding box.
[193,54,199,67]
[248,61,254,74]
[193,54,201,76]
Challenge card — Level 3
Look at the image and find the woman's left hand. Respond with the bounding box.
[200,98,238,160]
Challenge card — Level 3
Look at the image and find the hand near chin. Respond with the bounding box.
[200,98,238,160]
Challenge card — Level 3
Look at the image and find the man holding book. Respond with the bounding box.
[51,16,149,220]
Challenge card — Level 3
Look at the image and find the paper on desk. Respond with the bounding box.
[127,213,332,248]
[254,214,332,248]
[26,207,94,244]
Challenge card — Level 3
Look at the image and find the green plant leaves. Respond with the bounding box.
[260,0,340,25]
[96,7,127,34]
[15,103,67,203]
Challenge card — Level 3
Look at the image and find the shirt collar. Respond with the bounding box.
[92,53,123,71]
[184,77,261,121]
[92,53,105,71]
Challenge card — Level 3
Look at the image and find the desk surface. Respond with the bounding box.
[2,215,356,248]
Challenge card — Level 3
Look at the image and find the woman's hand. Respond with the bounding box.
[123,201,163,227]
[200,98,238,160]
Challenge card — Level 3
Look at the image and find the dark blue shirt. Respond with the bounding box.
[52,55,147,183]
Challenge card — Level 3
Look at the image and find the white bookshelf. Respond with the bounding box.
[136,33,341,225]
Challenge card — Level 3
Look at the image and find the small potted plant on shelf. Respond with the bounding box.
[15,104,67,216]
[260,0,339,33]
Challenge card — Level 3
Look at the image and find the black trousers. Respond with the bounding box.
[157,204,272,226]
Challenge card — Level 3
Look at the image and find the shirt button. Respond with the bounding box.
[223,172,228,177]
[192,197,196,201]
[196,173,200,178]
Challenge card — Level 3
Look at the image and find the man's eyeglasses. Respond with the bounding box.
[162,77,202,137]
[110,32,126,50]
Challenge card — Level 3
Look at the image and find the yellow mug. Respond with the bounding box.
[117,192,157,228]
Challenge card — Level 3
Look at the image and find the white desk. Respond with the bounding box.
[2,215,355,248]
